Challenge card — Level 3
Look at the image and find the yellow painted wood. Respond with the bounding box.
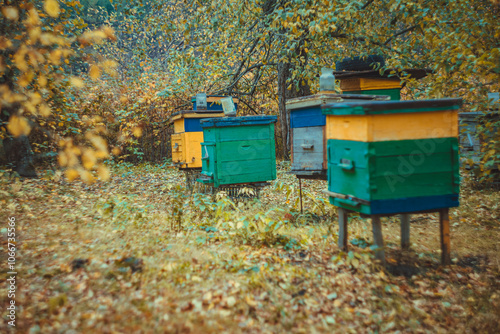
[171,133,185,165]
[171,132,204,168]
[183,112,225,119]
[170,112,224,122]
[326,110,458,142]
[173,119,184,133]
[340,78,401,91]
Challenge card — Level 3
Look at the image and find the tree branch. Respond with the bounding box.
[384,25,418,46]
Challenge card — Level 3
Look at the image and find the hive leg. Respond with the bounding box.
[371,216,386,266]
[299,178,303,213]
[338,208,348,251]
[400,214,411,249]
[439,208,451,265]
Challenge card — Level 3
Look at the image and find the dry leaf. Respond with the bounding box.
[7,115,31,137]
[44,0,60,18]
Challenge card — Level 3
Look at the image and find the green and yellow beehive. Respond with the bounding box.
[322,98,462,215]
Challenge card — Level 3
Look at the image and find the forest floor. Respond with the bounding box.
[0,163,499,333]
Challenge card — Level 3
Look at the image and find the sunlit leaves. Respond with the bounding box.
[44,0,60,18]
[70,77,84,88]
[2,6,19,21]
[7,115,31,137]
[89,65,101,80]
[132,127,143,138]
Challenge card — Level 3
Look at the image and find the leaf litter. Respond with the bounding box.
[0,164,498,333]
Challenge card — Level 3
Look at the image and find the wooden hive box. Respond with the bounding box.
[322,98,462,215]
[340,78,402,100]
[197,116,277,188]
[191,95,240,111]
[286,93,390,180]
[169,111,225,169]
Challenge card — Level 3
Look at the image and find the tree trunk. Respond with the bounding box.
[3,135,38,178]
[277,62,291,160]
[277,57,311,160]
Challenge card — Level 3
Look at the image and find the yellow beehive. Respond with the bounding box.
[169,111,224,168]
[339,78,402,91]
[323,99,461,142]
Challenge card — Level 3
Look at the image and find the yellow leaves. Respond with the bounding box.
[25,8,40,26]
[82,148,97,169]
[112,147,121,155]
[98,165,110,181]
[49,49,63,65]
[18,70,35,87]
[39,104,51,117]
[100,60,118,76]
[14,46,28,72]
[39,33,63,46]
[86,134,109,158]
[65,168,79,182]
[44,0,60,18]
[7,115,31,137]
[38,75,47,87]
[102,26,117,41]
[2,6,19,21]
[59,133,109,183]
[70,77,84,88]
[28,27,42,43]
[133,127,143,137]
[79,29,109,46]
[89,65,101,79]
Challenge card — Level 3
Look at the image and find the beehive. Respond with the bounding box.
[170,111,225,168]
[197,116,277,188]
[191,95,240,111]
[287,93,390,179]
[322,98,462,215]
[340,78,402,100]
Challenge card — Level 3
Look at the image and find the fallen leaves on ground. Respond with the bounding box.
[0,163,498,333]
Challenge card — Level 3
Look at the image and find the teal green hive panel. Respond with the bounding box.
[198,116,278,188]
[327,137,460,215]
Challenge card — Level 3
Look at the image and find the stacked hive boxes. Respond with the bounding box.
[170,95,238,169]
[170,111,225,168]
[197,116,277,188]
[340,77,402,100]
[287,93,390,180]
[322,98,462,215]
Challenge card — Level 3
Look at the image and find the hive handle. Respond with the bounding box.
[301,143,314,150]
[336,197,361,208]
[339,158,355,171]
[202,146,209,160]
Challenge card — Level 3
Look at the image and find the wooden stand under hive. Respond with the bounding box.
[197,116,278,198]
[322,98,462,265]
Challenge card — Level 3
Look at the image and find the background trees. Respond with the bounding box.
[1,0,499,181]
